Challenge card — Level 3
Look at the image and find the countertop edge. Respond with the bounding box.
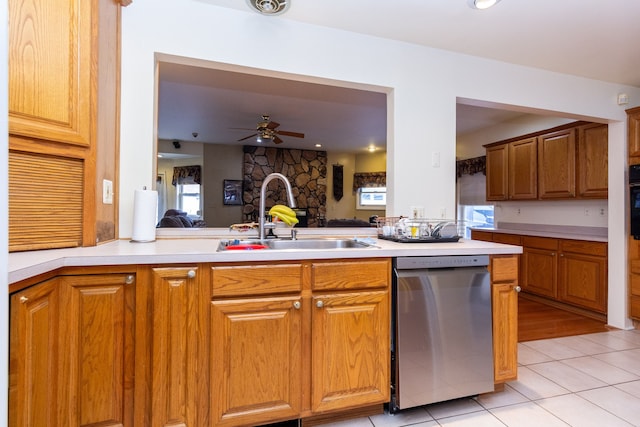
[9,237,522,286]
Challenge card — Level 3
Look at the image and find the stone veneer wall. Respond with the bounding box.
[242,146,327,227]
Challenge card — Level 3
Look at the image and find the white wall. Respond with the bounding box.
[1,0,9,420]
[120,0,640,328]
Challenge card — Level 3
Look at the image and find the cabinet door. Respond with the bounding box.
[508,137,538,200]
[558,253,607,313]
[628,107,640,158]
[522,248,557,298]
[148,266,207,427]
[9,0,92,146]
[211,296,302,427]
[58,274,135,427]
[311,290,389,413]
[538,129,576,199]
[486,144,509,201]
[491,256,519,383]
[577,123,608,198]
[9,278,60,427]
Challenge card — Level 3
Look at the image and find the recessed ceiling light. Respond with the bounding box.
[468,0,501,10]
[315,143,322,148]
[246,0,290,15]
[368,146,376,152]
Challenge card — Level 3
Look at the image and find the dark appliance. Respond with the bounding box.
[630,164,640,239]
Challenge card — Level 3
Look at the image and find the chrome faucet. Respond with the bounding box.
[259,173,297,240]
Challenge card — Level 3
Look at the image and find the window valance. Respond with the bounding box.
[353,172,386,192]
[172,165,202,186]
[456,156,486,178]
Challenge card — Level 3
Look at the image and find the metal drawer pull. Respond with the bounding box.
[316,300,324,308]
[125,275,134,284]
[514,286,522,293]
[187,270,196,279]
[19,296,28,304]
[293,301,301,309]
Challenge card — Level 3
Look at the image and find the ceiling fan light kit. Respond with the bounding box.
[247,0,290,15]
[468,0,501,10]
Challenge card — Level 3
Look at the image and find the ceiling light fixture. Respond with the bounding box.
[246,0,290,15]
[468,0,501,10]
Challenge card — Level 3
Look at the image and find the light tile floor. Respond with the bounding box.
[318,329,640,427]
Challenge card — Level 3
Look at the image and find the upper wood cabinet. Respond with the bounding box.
[484,121,608,202]
[485,137,538,201]
[509,137,538,200]
[8,0,125,250]
[628,106,640,161]
[538,129,576,199]
[486,144,509,201]
[9,0,92,146]
[577,123,608,198]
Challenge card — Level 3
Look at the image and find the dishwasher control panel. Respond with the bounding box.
[395,255,489,270]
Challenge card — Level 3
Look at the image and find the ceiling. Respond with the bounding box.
[157,0,640,154]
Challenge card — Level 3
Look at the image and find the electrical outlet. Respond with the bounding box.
[516,208,521,215]
[584,208,590,216]
[440,207,446,218]
[600,208,606,216]
[432,152,441,168]
[103,179,113,204]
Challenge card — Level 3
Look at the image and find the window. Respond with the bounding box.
[357,187,386,210]
[459,204,494,238]
[177,183,201,218]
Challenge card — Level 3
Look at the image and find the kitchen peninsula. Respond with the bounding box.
[8,232,521,427]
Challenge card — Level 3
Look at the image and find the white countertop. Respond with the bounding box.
[9,229,522,285]
[472,222,608,243]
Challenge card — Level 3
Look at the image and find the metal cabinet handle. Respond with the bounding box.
[514,285,522,293]
[187,270,196,279]
[125,275,134,284]
[551,253,556,256]
[293,301,301,310]
[19,296,28,304]
[316,300,324,308]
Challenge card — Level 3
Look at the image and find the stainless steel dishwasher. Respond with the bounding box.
[390,255,494,412]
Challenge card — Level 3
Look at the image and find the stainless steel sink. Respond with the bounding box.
[217,238,375,251]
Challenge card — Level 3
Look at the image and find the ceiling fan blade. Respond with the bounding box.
[277,130,305,138]
[273,135,284,144]
[238,133,258,142]
[266,121,280,130]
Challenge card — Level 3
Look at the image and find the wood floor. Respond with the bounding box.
[518,297,611,342]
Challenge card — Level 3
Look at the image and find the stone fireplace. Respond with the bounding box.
[242,146,327,227]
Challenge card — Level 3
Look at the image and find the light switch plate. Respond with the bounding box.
[103,179,113,204]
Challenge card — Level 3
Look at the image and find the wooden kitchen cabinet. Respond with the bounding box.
[558,240,607,313]
[486,144,509,201]
[9,270,136,427]
[490,256,519,383]
[8,0,126,250]
[521,236,558,299]
[210,259,390,427]
[470,229,494,242]
[139,265,210,427]
[577,123,608,198]
[628,106,640,160]
[537,129,576,199]
[483,121,608,202]
[509,137,538,200]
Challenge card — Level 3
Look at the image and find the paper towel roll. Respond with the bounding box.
[131,189,158,242]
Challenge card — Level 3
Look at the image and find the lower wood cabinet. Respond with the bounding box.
[490,256,519,383]
[473,230,607,315]
[210,259,390,427]
[9,270,136,427]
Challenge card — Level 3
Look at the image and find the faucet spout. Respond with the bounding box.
[259,173,296,240]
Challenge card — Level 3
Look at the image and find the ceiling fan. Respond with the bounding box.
[234,115,305,144]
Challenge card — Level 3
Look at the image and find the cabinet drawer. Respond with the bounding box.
[523,236,558,251]
[471,230,493,242]
[211,263,303,297]
[491,256,518,283]
[493,233,522,246]
[311,259,390,291]
[561,240,607,257]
